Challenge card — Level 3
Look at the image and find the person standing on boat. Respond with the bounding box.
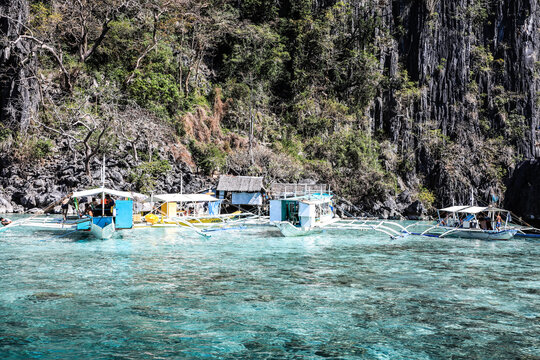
[104,194,115,216]
[0,217,12,226]
[90,198,99,215]
[496,213,503,231]
[61,198,70,221]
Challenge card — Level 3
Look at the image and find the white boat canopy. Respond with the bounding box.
[457,206,508,214]
[144,193,219,203]
[457,206,487,214]
[72,187,146,200]
[439,206,470,212]
[440,205,509,214]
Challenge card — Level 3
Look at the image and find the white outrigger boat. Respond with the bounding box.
[5,187,145,240]
[414,205,518,240]
[269,193,340,236]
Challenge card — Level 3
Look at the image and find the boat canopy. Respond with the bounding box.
[457,206,486,214]
[439,206,470,212]
[145,193,219,203]
[72,187,146,200]
[458,206,507,214]
[440,205,509,214]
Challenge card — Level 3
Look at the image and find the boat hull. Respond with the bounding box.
[428,228,518,240]
[274,218,340,237]
[274,221,321,237]
[18,218,90,231]
[90,222,115,239]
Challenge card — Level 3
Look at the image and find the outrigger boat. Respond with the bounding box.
[71,187,144,239]
[7,187,144,240]
[269,193,340,236]
[135,193,260,229]
[414,205,518,240]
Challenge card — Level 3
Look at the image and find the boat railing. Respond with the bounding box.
[272,183,332,199]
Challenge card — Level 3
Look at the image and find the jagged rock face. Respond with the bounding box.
[504,159,540,226]
[391,0,539,154]
[0,147,214,213]
[0,0,39,132]
[368,0,540,206]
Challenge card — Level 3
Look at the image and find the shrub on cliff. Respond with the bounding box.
[129,160,172,193]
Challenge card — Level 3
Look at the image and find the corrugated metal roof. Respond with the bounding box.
[217,176,263,192]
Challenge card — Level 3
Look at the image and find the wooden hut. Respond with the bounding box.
[216,175,265,205]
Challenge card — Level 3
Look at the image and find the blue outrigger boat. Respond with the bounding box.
[3,187,144,240]
[69,187,145,239]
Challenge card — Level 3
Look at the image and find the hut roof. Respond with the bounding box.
[217,176,264,192]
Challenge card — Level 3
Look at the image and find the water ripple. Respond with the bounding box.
[0,224,538,358]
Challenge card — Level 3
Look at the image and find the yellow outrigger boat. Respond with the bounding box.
[133,193,257,229]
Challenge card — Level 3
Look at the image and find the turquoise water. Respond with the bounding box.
[0,221,539,359]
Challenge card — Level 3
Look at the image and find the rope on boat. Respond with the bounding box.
[508,211,540,233]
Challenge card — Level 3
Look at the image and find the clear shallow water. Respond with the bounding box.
[0,220,539,359]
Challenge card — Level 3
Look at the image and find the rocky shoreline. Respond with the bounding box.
[0,150,213,215]
[1,150,538,223]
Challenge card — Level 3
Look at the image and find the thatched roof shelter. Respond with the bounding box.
[217,176,264,192]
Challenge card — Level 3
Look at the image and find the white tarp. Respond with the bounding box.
[439,206,470,212]
[72,187,146,200]
[458,206,507,214]
[145,193,219,203]
[457,206,487,214]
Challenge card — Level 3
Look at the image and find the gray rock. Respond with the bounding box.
[21,193,37,208]
[13,205,24,213]
[383,197,397,211]
[0,196,14,213]
[404,200,425,218]
[36,194,48,208]
[397,191,412,204]
[34,179,46,188]
[109,170,123,183]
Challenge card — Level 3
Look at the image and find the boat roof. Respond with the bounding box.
[459,206,507,214]
[457,206,487,214]
[439,206,470,212]
[72,187,145,199]
[144,193,219,203]
[440,205,508,214]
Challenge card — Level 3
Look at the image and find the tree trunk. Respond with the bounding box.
[0,0,40,133]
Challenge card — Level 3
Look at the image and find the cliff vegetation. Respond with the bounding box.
[1,0,539,217]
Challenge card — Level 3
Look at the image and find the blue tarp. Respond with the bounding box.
[208,201,222,215]
[115,200,133,229]
[232,192,262,205]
